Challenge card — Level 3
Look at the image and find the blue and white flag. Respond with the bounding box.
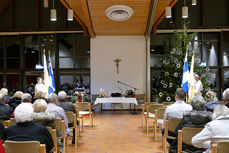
[48,51,55,94]
[181,51,189,92]
[43,49,49,98]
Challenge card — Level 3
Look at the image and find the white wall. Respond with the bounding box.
[91,36,146,109]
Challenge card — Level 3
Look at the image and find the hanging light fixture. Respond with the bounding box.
[67,0,73,21]
[182,0,188,18]
[50,0,57,21]
[165,0,171,18]
[192,0,197,6]
[43,0,48,8]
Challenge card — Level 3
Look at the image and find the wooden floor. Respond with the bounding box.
[67,111,164,153]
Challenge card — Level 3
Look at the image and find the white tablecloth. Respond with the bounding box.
[94,97,138,105]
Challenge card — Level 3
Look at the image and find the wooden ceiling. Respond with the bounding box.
[62,0,179,37]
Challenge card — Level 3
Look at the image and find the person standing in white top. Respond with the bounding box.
[194,74,203,96]
[34,77,46,96]
[164,88,192,120]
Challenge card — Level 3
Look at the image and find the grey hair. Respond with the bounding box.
[47,93,58,103]
[175,88,186,100]
[21,93,32,102]
[13,91,24,99]
[191,95,206,111]
[223,88,229,102]
[0,93,6,102]
[205,90,218,102]
[0,88,8,95]
[213,104,229,120]
[15,103,34,123]
[58,91,67,100]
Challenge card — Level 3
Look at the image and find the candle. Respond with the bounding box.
[102,89,105,97]
[99,88,102,97]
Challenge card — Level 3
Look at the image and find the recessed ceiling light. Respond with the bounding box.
[105,5,134,21]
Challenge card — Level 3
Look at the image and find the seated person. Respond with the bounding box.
[33,99,56,129]
[192,104,229,153]
[0,88,11,103]
[163,88,192,144]
[205,90,221,112]
[57,91,77,144]
[5,103,54,153]
[0,93,13,120]
[8,91,23,110]
[169,96,212,153]
[34,91,47,103]
[0,122,5,141]
[222,88,229,108]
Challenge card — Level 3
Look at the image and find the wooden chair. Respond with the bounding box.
[177,127,203,153]
[134,94,146,112]
[54,119,68,153]
[162,102,175,106]
[145,103,164,133]
[154,108,166,141]
[46,127,57,153]
[141,102,158,127]
[0,119,10,127]
[163,118,182,153]
[74,102,93,132]
[65,112,78,148]
[4,140,46,153]
[211,140,229,153]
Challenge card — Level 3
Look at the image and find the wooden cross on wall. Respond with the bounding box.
[114,58,122,74]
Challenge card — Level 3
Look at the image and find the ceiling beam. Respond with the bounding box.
[80,0,95,38]
[60,0,88,35]
[152,0,178,34]
[145,0,158,39]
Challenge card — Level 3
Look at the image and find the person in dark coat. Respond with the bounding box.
[5,103,54,153]
[205,90,221,112]
[169,96,212,153]
[8,91,23,110]
[0,122,5,141]
[0,93,13,120]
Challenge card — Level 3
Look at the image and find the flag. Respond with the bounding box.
[43,49,49,97]
[48,51,56,94]
[181,51,189,92]
[188,52,195,102]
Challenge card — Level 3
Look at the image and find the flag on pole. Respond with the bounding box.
[181,51,189,92]
[43,49,49,98]
[188,52,195,102]
[48,51,56,94]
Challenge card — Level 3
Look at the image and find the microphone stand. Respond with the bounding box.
[117,80,138,115]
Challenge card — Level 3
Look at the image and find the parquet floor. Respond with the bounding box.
[68,111,164,153]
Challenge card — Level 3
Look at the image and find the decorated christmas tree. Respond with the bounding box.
[157,23,210,102]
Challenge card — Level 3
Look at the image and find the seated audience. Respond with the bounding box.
[222,88,229,108]
[8,91,23,110]
[169,96,212,153]
[34,91,47,102]
[45,93,70,134]
[5,103,54,153]
[33,99,56,129]
[192,104,229,153]
[0,122,5,141]
[163,88,192,144]
[58,91,77,144]
[205,90,221,112]
[0,88,10,103]
[11,93,32,118]
[0,93,13,120]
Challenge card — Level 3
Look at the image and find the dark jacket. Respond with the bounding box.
[58,100,76,114]
[33,112,56,130]
[0,103,13,120]
[0,122,5,141]
[205,101,222,112]
[8,97,21,110]
[5,121,54,153]
[169,110,212,153]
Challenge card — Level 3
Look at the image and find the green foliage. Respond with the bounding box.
[157,23,210,102]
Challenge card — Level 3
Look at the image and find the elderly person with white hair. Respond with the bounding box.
[57,91,76,114]
[8,91,23,109]
[33,99,56,129]
[0,93,13,120]
[222,88,229,108]
[192,104,229,153]
[5,103,54,153]
[0,88,10,103]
